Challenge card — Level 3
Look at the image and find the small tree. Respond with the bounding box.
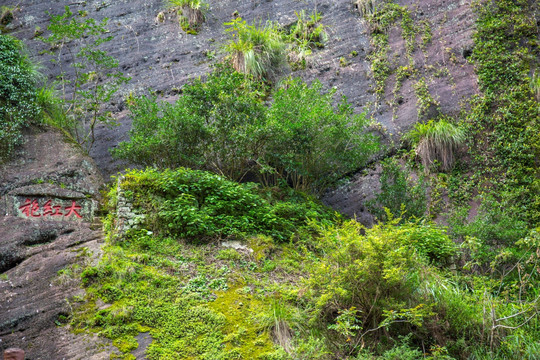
[40,6,129,152]
[264,78,379,193]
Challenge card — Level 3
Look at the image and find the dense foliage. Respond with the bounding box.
[0,34,41,160]
[39,0,540,359]
[465,0,539,225]
[113,66,267,180]
[114,168,336,243]
[367,158,427,221]
[113,66,379,193]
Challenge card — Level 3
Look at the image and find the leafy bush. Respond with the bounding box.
[404,116,465,172]
[264,78,379,193]
[116,167,335,242]
[367,158,426,221]
[224,17,287,82]
[307,219,437,356]
[113,65,267,180]
[399,221,456,265]
[114,66,380,192]
[0,34,41,161]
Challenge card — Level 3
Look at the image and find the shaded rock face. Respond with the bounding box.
[8,0,479,220]
[0,128,113,359]
[323,164,383,226]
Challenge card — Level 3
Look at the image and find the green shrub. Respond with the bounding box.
[264,78,379,193]
[224,17,287,82]
[0,34,41,161]
[404,116,465,172]
[117,167,335,242]
[399,221,456,265]
[367,158,426,221]
[307,219,436,355]
[114,66,380,192]
[113,65,266,180]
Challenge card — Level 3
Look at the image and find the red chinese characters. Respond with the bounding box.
[19,199,41,217]
[18,198,83,219]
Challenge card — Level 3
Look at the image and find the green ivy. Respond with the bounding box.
[0,34,41,161]
[466,0,540,225]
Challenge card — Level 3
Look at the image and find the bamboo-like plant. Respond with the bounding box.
[404,116,465,172]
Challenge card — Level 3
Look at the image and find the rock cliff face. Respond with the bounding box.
[7,0,477,179]
[0,128,114,359]
[1,0,481,357]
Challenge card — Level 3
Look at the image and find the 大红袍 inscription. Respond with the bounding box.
[18,198,83,219]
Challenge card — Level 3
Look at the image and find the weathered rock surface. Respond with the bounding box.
[7,0,479,219]
[0,127,113,359]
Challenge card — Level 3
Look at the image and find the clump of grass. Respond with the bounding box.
[168,0,208,34]
[355,0,379,17]
[286,9,327,71]
[0,6,15,30]
[287,9,327,50]
[224,17,287,82]
[404,116,466,172]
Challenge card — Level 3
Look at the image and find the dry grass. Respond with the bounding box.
[355,0,379,17]
[181,5,204,29]
[405,117,466,172]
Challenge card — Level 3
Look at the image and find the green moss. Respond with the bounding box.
[364,2,419,97]
[209,287,276,358]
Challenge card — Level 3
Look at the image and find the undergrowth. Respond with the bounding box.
[0,34,41,161]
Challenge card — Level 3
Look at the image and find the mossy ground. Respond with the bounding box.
[71,233,300,359]
[68,169,329,359]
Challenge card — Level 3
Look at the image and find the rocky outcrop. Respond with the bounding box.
[6,0,479,220]
[0,127,114,359]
